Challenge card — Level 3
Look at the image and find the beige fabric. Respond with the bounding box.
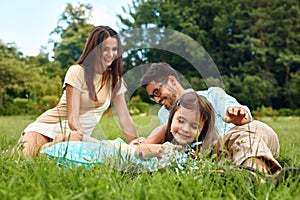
[23,64,126,139]
[219,120,282,173]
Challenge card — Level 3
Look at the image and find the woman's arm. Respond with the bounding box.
[112,93,137,143]
[66,84,85,137]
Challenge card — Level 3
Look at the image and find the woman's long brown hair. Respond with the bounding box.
[164,92,218,151]
[76,25,122,101]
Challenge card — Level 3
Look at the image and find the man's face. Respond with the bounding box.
[145,80,177,110]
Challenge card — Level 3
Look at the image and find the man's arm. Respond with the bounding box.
[205,87,252,121]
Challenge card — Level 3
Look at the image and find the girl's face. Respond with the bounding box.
[101,36,118,68]
[170,106,203,145]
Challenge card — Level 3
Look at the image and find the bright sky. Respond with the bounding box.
[0,0,132,56]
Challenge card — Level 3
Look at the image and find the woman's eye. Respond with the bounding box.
[178,118,184,124]
[112,47,118,52]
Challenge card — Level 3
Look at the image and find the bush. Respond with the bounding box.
[128,96,150,115]
[252,106,276,117]
[0,95,58,116]
[39,95,59,112]
[13,98,29,115]
[277,108,294,116]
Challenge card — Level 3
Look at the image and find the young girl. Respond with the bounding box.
[153,91,282,175]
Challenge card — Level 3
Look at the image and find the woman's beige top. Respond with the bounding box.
[24,64,126,138]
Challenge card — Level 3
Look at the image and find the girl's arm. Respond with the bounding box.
[134,142,183,159]
[112,93,137,143]
[142,124,168,144]
[66,84,85,137]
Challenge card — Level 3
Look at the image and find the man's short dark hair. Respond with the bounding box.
[140,62,180,87]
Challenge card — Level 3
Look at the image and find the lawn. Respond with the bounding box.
[0,115,299,199]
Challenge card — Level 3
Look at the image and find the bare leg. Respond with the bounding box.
[41,132,82,150]
[20,131,50,158]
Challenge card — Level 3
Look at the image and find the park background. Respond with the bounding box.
[0,0,300,117]
[0,1,300,199]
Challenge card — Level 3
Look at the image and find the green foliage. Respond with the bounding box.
[276,108,294,117]
[287,71,300,108]
[252,106,277,118]
[119,0,300,110]
[190,76,207,91]
[277,108,300,117]
[50,3,94,68]
[241,75,277,108]
[1,1,300,116]
[12,98,28,114]
[39,95,59,112]
[128,96,150,115]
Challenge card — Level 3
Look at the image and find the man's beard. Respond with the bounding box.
[166,93,177,110]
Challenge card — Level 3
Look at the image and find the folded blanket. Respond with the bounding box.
[40,138,161,172]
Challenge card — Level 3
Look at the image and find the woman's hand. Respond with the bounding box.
[223,106,251,125]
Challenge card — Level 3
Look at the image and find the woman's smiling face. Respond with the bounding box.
[170,106,203,145]
[101,36,118,68]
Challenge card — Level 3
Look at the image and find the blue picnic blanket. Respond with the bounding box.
[40,138,163,172]
[40,138,199,172]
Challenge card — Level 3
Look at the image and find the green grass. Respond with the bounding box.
[1,115,300,199]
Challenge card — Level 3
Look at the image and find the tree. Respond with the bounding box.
[0,41,25,105]
[229,0,300,108]
[50,3,94,69]
[287,71,300,108]
[118,0,300,110]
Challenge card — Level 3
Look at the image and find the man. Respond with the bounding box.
[139,62,252,144]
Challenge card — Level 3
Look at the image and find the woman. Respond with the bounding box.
[19,26,137,158]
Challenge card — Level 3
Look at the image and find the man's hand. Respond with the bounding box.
[223,106,251,125]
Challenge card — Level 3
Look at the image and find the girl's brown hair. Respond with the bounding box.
[76,26,122,101]
[164,91,218,151]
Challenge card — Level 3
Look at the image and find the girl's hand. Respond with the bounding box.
[129,137,146,146]
[157,142,183,159]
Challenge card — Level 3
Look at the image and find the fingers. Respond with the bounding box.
[157,142,183,159]
[129,137,146,146]
[223,106,250,125]
[227,106,246,116]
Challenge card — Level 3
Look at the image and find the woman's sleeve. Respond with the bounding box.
[63,65,85,91]
[116,78,127,95]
